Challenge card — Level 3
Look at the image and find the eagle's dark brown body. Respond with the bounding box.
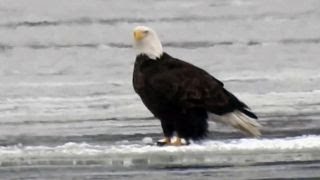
[133,53,258,141]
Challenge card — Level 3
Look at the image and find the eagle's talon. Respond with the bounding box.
[156,141,167,146]
[171,137,184,146]
[156,137,171,146]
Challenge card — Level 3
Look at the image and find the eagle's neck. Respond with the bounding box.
[137,52,167,61]
[139,52,163,60]
[136,43,163,60]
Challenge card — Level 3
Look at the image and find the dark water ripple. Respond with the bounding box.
[0,10,316,29]
[0,38,319,52]
[280,38,320,44]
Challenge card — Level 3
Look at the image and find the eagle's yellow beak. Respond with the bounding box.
[134,30,145,41]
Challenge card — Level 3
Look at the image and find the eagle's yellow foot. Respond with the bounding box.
[156,137,171,146]
[171,137,183,146]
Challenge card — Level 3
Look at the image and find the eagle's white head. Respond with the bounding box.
[133,26,163,59]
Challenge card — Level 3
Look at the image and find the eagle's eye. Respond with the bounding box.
[143,30,149,34]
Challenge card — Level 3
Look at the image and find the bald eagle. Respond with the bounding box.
[132,26,261,146]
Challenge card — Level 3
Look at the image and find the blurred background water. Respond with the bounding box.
[0,0,320,179]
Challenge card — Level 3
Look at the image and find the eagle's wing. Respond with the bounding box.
[149,58,261,137]
[149,58,230,111]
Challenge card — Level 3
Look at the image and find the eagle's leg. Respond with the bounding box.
[157,120,174,146]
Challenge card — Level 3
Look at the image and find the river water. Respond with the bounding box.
[0,0,320,179]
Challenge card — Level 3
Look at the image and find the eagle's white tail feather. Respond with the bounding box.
[209,110,262,137]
